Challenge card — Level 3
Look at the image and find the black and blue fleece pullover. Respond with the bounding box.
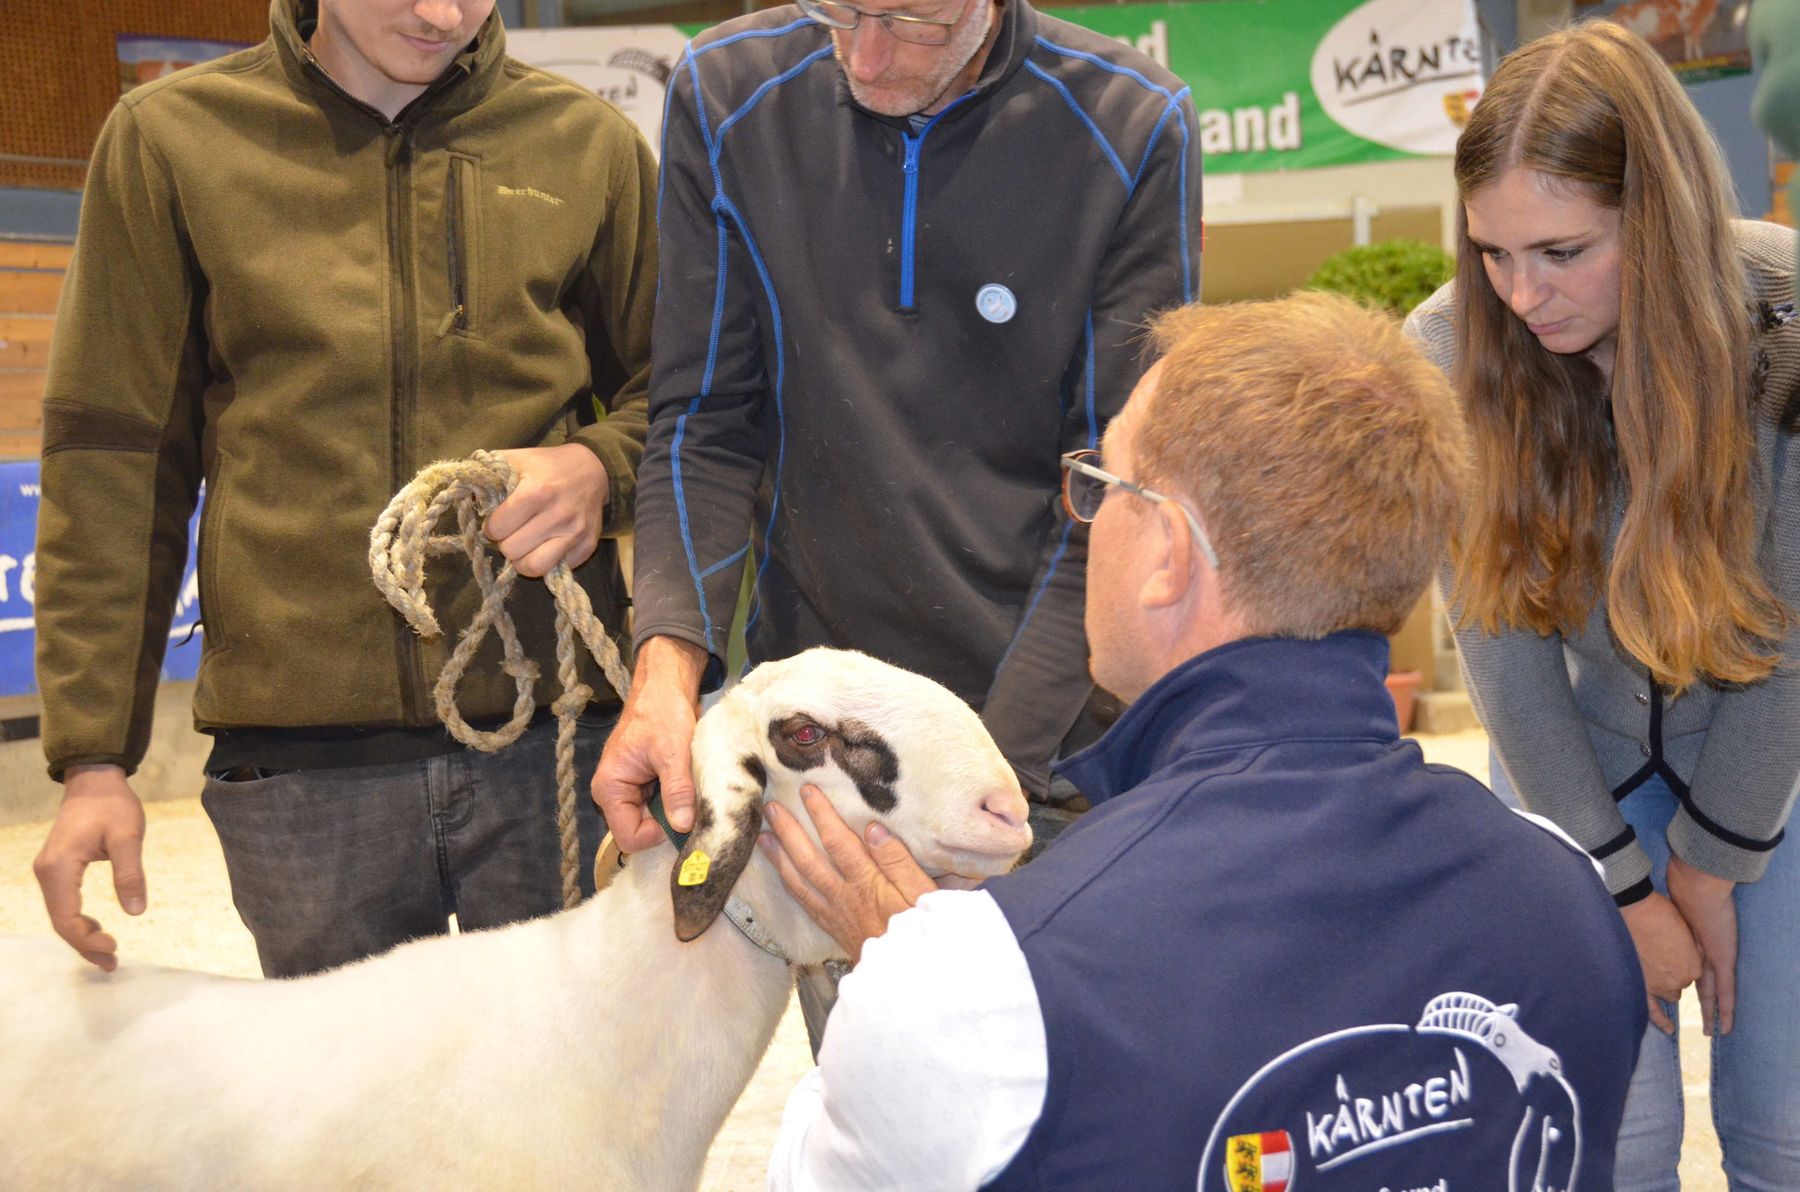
[631,0,1201,793]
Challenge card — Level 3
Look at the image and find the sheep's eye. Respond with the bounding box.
[790,723,826,746]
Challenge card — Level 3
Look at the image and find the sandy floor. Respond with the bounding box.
[0,729,1724,1190]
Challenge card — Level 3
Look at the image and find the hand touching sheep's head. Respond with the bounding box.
[668,648,1032,956]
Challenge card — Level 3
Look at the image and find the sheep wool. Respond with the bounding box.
[0,648,1031,1192]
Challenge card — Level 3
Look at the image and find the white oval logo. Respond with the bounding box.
[506,29,688,156]
[976,283,1017,324]
[1309,0,1484,156]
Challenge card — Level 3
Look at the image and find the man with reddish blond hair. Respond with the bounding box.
[1122,292,1472,644]
[765,292,1645,1190]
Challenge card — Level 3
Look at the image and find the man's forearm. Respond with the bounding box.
[633,635,709,706]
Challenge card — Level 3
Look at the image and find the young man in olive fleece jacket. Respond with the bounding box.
[31,0,656,978]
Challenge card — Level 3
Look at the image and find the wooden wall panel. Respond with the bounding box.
[0,372,48,430]
[0,232,64,459]
[0,271,63,316]
[0,243,74,270]
[2,1,266,190]
[0,318,53,369]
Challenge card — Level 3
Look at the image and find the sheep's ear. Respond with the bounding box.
[669,755,768,942]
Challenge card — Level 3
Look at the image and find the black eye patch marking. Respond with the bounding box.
[829,718,899,813]
[769,715,828,771]
[741,755,767,788]
[764,714,901,813]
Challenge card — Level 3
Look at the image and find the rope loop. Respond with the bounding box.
[369,449,632,908]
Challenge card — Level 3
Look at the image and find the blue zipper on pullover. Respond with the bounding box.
[899,133,923,310]
[894,89,979,311]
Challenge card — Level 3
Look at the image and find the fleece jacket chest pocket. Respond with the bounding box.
[441,153,481,338]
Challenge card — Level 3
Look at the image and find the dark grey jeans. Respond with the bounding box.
[202,716,611,978]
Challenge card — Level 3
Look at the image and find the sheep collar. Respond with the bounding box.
[647,785,790,966]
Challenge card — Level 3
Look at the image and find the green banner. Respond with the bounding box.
[1053,0,1482,174]
[516,0,1483,175]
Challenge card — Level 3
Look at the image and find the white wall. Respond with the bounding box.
[1206,155,1459,249]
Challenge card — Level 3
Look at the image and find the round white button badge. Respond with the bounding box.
[976,283,1017,324]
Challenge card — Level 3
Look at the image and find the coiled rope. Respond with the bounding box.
[369,450,632,910]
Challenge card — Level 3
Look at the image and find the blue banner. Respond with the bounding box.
[0,460,203,698]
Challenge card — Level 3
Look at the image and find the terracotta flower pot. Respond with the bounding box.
[1384,670,1423,734]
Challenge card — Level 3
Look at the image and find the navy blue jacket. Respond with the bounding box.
[984,633,1646,1191]
[631,1,1202,794]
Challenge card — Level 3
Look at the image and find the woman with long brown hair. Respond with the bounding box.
[1406,21,1800,1190]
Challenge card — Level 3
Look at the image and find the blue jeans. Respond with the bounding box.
[1490,758,1800,1191]
[202,715,611,978]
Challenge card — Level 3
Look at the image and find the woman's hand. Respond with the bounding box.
[1666,854,1739,1036]
[1618,889,1702,1035]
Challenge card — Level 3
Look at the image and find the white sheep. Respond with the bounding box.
[0,647,1032,1192]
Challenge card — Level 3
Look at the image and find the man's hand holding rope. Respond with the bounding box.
[485,444,609,576]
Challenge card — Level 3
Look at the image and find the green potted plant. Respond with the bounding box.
[1305,237,1455,731]
[1305,236,1455,317]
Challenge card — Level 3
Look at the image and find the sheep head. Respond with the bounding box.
[668,648,1032,962]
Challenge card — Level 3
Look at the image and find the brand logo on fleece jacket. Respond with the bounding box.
[497,184,564,206]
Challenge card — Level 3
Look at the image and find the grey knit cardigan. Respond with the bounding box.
[1404,220,1800,898]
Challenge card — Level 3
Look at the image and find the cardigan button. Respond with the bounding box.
[1640,742,1653,757]
[1635,692,1650,705]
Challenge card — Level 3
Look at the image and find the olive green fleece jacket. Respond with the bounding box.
[34,0,656,778]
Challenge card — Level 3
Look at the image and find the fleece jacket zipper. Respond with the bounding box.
[899,133,922,310]
[384,124,427,721]
[300,49,468,723]
[895,93,978,312]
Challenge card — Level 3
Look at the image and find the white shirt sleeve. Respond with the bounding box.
[1511,808,1611,882]
[767,889,1048,1191]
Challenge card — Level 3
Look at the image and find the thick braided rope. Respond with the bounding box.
[369,450,633,909]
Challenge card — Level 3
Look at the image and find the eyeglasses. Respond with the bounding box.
[1060,449,1220,569]
[797,0,972,46]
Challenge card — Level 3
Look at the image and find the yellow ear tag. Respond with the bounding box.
[678,850,712,887]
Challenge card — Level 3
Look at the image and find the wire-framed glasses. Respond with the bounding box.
[1060,449,1220,569]
[796,0,972,46]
